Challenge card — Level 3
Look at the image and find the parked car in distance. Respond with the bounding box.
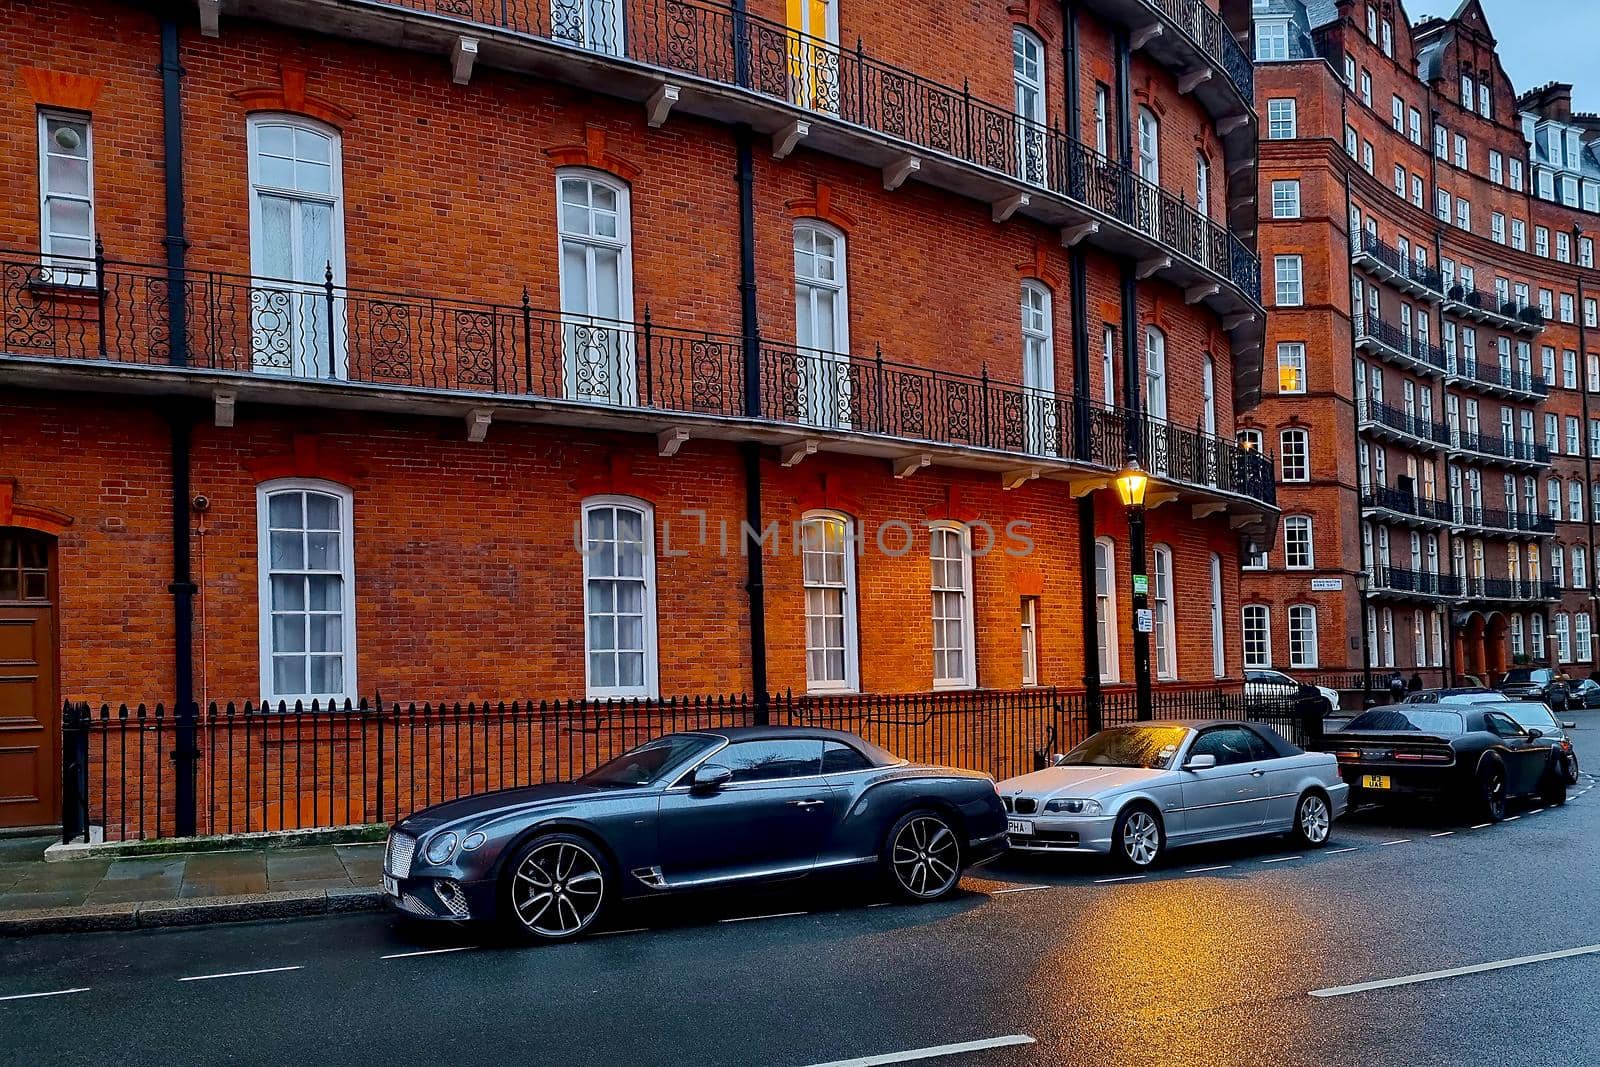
[1244,669,1339,714]
[382,727,1008,942]
[996,721,1348,870]
[1488,701,1580,784]
[1569,678,1600,709]
[1404,688,1506,705]
[1314,706,1568,820]
[1496,667,1571,710]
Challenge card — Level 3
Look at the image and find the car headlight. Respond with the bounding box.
[461,831,487,851]
[1044,798,1103,815]
[423,832,459,865]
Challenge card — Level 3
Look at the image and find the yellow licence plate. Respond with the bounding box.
[1361,774,1392,790]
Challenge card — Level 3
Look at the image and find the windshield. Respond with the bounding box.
[1345,709,1465,735]
[1059,726,1190,770]
[578,735,715,788]
[1499,669,1544,684]
[1495,703,1559,730]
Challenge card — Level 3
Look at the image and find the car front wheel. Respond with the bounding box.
[883,810,963,902]
[498,833,609,943]
[1290,791,1332,848]
[1112,804,1164,870]
[1477,762,1508,822]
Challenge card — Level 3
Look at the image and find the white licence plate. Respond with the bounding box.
[383,874,399,897]
[1007,818,1034,836]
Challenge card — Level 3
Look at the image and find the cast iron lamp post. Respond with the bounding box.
[1115,459,1153,721]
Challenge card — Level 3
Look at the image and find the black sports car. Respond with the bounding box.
[382,726,1008,941]
[1313,706,1568,820]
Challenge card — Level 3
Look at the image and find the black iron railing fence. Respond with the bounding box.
[1457,504,1556,535]
[0,251,1276,507]
[1357,399,1450,447]
[1351,231,1445,294]
[1353,314,1448,373]
[1453,428,1551,465]
[1360,486,1454,524]
[1447,357,1549,398]
[316,0,1258,296]
[61,686,1307,842]
[1444,284,1545,330]
[1371,565,1461,598]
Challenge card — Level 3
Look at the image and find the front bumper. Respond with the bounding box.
[385,874,496,922]
[1004,812,1117,854]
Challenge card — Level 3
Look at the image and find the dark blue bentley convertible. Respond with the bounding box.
[383,726,1009,941]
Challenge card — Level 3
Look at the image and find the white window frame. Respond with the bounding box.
[793,218,852,428]
[799,510,860,694]
[1137,106,1160,184]
[1020,597,1039,687]
[1020,279,1057,455]
[1242,604,1271,669]
[256,478,357,703]
[1277,342,1306,394]
[1274,255,1303,306]
[1209,553,1225,679]
[930,523,977,690]
[1267,98,1297,139]
[1288,604,1319,669]
[1272,179,1301,219]
[1151,544,1176,681]
[1284,515,1315,570]
[37,109,96,285]
[1012,27,1048,186]
[556,167,637,405]
[1095,537,1120,682]
[580,495,660,699]
[1281,427,1310,482]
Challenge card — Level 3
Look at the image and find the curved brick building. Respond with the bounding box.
[0,0,1270,833]
[1248,0,1600,691]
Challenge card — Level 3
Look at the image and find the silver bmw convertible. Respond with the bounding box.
[996,720,1349,869]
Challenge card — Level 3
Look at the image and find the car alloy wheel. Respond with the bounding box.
[511,839,605,939]
[1120,809,1161,867]
[1295,793,1331,846]
[890,814,961,899]
[1481,766,1507,822]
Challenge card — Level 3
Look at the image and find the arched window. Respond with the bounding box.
[1556,613,1572,663]
[784,0,840,112]
[794,219,851,429]
[1553,546,1566,588]
[581,496,658,698]
[1195,151,1211,218]
[247,114,345,378]
[1137,106,1160,183]
[1574,544,1589,589]
[557,168,635,405]
[1209,553,1225,678]
[799,511,858,693]
[1530,613,1545,659]
[930,524,976,689]
[1202,355,1217,435]
[1012,27,1047,185]
[257,479,355,702]
[1242,604,1270,668]
[1095,537,1120,682]
[1152,544,1175,680]
[1020,280,1057,455]
[1144,326,1168,420]
[1288,605,1318,669]
[1510,614,1526,658]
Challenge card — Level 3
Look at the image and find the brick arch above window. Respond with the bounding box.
[0,478,74,536]
[1004,0,1055,42]
[574,450,664,500]
[785,180,856,233]
[244,435,363,486]
[232,65,354,128]
[544,126,641,183]
[793,471,866,519]
[20,67,104,110]
[1014,242,1063,291]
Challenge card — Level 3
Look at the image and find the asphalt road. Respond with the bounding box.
[5,722,1600,1067]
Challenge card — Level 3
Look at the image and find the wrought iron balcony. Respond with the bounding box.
[1460,576,1560,601]
[1371,565,1462,599]
[1360,487,1455,526]
[1356,399,1451,451]
[1135,0,1253,99]
[0,251,1276,511]
[1453,505,1557,536]
[1350,232,1445,302]
[1353,314,1448,377]
[1445,357,1549,401]
[1451,429,1552,468]
[1442,284,1545,334]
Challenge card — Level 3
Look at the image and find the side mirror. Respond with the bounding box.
[1526,728,1543,740]
[1185,754,1217,770]
[1562,721,1577,730]
[691,764,733,793]
[1052,753,1070,767]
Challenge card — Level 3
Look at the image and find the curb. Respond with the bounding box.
[45,824,390,863]
[0,886,386,937]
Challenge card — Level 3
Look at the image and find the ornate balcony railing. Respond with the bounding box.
[1452,429,1552,466]
[341,0,1259,302]
[1461,576,1560,601]
[1360,487,1454,524]
[1357,399,1451,448]
[1454,505,1557,535]
[0,251,1276,509]
[1443,284,1545,333]
[1142,0,1253,98]
[1351,232,1445,296]
[1372,565,1461,598]
[1353,314,1448,375]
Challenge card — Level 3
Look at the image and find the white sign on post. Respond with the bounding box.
[1135,608,1154,633]
[1310,578,1345,592]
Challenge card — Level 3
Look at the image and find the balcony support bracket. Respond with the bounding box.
[198,0,221,37]
[1223,312,1256,331]
[466,407,493,443]
[1069,476,1110,498]
[882,155,920,192]
[1060,220,1099,247]
[893,453,932,479]
[1003,466,1042,490]
[1229,514,1256,530]
[772,120,810,160]
[1178,68,1213,95]
[646,83,681,128]
[991,192,1029,223]
[781,439,820,467]
[1192,501,1227,520]
[450,36,479,86]
[1145,490,1179,511]
[1185,283,1220,305]
[657,427,691,457]
[212,390,236,429]
[1136,255,1171,281]
[1218,114,1250,136]
[1130,22,1163,50]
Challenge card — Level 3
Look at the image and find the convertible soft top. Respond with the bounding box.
[687,725,903,768]
[1121,718,1304,759]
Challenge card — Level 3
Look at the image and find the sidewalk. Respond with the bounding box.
[0,834,386,936]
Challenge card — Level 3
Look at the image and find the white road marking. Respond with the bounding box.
[1093,875,1146,884]
[1471,822,1493,829]
[1309,943,1600,998]
[1326,847,1359,855]
[866,902,892,908]
[380,946,475,959]
[1185,865,1232,873]
[1261,856,1301,863]
[991,884,1052,895]
[178,966,302,983]
[1430,831,1455,838]
[591,927,650,937]
[0,988,89,1003]
[799,1034,1037,1066]
[1506,815,1522,822]
[1381,839,1411,845]
[719,911,807,924]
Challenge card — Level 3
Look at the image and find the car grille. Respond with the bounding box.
[398,892,435,917]
[385,831,416,879]
[1012,797,1038,815]
[1011,829,1080,850]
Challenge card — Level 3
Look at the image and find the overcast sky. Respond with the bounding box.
[1458,0,1600,113]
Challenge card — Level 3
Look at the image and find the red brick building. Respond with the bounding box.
[1247,0,1600,690]
[0,0,1271,833]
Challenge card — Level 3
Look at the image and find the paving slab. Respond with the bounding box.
[265,846,348,883]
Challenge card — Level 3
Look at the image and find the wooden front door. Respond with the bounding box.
[0,531,58,829]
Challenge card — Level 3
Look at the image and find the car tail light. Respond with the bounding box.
[1334,750,1361,762]
[1394,750,1452,762]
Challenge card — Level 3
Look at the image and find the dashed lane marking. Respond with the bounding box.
[1261,856,1301,863]
[1381,839,1412,845]
[177,966,302,983]
[991,885,1053,895]
[719,911,808,924]
[799,1034,1037,1066]
[1471,822,1493,829]
[1185,865,1232,873]
[0,989,89,1004]
[380,947,475,959]
[1310,943,1600,998]
[1506,815,1522,822]
[1431,831,1455,838]
[1093,875,1146,884]
[1326,847,1360,855]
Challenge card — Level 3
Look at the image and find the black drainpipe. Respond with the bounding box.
[1063,1,1101,725]
[734,124,769,721]
[160,13,198,835]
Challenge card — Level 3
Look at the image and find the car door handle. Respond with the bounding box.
[788,799,826,808]
[1250,769,1265,777]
